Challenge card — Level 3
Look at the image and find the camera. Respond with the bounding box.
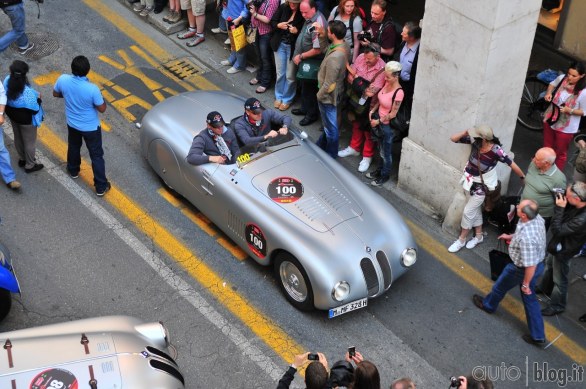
[308,25,316,33]
[308,353,319,361]
[449,377,462,388]
[247,0,263,9]
[357,31,373,42]
[552,187,565,195]
[348,346,355,357]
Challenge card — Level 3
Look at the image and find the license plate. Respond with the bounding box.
[328,298,368,318]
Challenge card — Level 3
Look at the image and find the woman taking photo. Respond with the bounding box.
[328,0,363,63]
[3,60,44,173]
[366,61,403,186]
[248,0,280,94]
[543,61,586,171]
[270,0,304,111]
[448,125,525,253]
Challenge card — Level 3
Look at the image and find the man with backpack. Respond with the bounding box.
[0,0,34,55]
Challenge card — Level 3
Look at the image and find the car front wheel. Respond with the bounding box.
[0,288,12,321]
[274,253,314,311]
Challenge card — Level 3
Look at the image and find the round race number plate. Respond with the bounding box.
[31,368,78,389]
[245,223,267,259]
[268,177,303,203]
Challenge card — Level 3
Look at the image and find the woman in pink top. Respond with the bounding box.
[366,61,403,186]
[543,61,586,170]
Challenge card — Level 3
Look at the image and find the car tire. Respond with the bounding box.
[0,288,12,322]
[274,252,314,311]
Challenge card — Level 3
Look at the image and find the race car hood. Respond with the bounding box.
[251,153,363,232]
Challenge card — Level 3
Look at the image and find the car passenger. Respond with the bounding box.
[186,111,240,165]
[234,97,291,146]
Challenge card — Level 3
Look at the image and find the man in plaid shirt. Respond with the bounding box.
[472,199,547,347]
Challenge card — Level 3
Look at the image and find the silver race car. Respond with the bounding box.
[0,316,184,388]
[139,91,417,317]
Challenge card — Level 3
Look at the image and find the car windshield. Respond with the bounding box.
[236,131,299,168]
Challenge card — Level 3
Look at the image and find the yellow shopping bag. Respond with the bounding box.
[228,24,248,52]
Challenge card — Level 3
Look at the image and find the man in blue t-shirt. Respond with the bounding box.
[53,56,110,196]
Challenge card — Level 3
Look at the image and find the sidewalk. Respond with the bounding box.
[118,0,586,329]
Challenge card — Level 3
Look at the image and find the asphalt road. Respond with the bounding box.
[0,1,585,388]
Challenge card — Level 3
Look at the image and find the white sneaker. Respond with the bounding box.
[224,38,231,45]
[338,146,360,158]
[466,235,484,249]
[220,60,231,66]
[211,27,228,34]
[227,67,242,74]
[448,239,466,253]
[358,157,372,172]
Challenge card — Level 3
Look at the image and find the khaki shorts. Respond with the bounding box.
[180,0,206,16]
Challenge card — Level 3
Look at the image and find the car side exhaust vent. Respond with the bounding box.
[146,346,178,367]
[227,211,245,241]
[360,258,379,296]
[375,251,392,290]
[149,359,185,386]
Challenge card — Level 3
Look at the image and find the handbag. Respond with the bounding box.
[390,98,410,138]
[229,24,248,52]
[544,75,566,126]
[296,58,322,80]
[246,25,257,44]
[489,241,513,281]
[369,111,384,141]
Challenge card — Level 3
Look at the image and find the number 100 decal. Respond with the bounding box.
[245,223,267,259]
[268,177,304,203]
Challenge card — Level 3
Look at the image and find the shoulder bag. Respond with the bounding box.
[476,152,501,212]
[545,75,566,126]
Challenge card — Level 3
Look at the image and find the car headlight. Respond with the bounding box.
[332,281,350,301]
[401,248,417,267]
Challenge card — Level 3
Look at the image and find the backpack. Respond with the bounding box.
[388,16,404,53]
[333,6,367,39]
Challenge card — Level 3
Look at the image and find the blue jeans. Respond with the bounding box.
[217,13,228,32]
[483,261,545,341]
[274,42,296,104]
[67,125,108,191]
[541,254,572,311]
[0,3,28,52]
[255,33,273,87]
[379,123,393,178]
[317,102,339,158]
[0,126,16,184]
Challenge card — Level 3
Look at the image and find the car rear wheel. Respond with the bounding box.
[274,253,314,311]
[0,288,12,321]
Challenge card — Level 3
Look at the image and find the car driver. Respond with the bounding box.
[234,97,292,146]
[186,111,241,165]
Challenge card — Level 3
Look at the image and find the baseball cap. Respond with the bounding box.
[206,111,225,128]
[244,97,264,113]
[468,124,494,141]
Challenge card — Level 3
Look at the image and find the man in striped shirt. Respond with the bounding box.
[472,199,547,347]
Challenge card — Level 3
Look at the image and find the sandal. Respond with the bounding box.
[255,86,267,94]
[249,78,259,85]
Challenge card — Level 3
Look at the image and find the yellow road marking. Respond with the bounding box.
[38,124,304,365]
[158,189,247,260]
[83,0,219,91]
[406,220,586,364]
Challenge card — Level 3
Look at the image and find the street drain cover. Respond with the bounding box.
[163,58,206,79]
[10,31,59,60]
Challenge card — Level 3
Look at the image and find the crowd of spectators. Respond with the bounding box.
[275,350,492,389]
[127,0,420,184]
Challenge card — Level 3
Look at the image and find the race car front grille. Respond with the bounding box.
[149,359,185,386]
[375,251,392,290]
[146,346,178,367]
[360,258,379,297]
